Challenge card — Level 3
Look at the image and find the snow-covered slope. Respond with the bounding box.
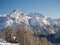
[0,9,60,36]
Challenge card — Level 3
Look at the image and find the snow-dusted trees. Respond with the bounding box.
[16,26,32,45]
[4,26,52,45]
[16,26,52,45]
[16,26,41,45]
[5,26,17,43]
[0,30,3,38]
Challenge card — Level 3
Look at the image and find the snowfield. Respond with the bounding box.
[0,43,19,45]
[0,38,19,45]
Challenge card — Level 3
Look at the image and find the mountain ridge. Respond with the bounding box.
[0,9,60,38]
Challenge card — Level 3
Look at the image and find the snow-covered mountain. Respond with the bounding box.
[0,9,60,36]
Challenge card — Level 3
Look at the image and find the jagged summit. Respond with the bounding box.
[11,9,22,16]
[12,9,22,13]
[9,9,24,21]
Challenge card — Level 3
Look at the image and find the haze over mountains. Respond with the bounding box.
[0,9,60,45]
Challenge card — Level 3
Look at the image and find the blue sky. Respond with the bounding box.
[0,0,60,18]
